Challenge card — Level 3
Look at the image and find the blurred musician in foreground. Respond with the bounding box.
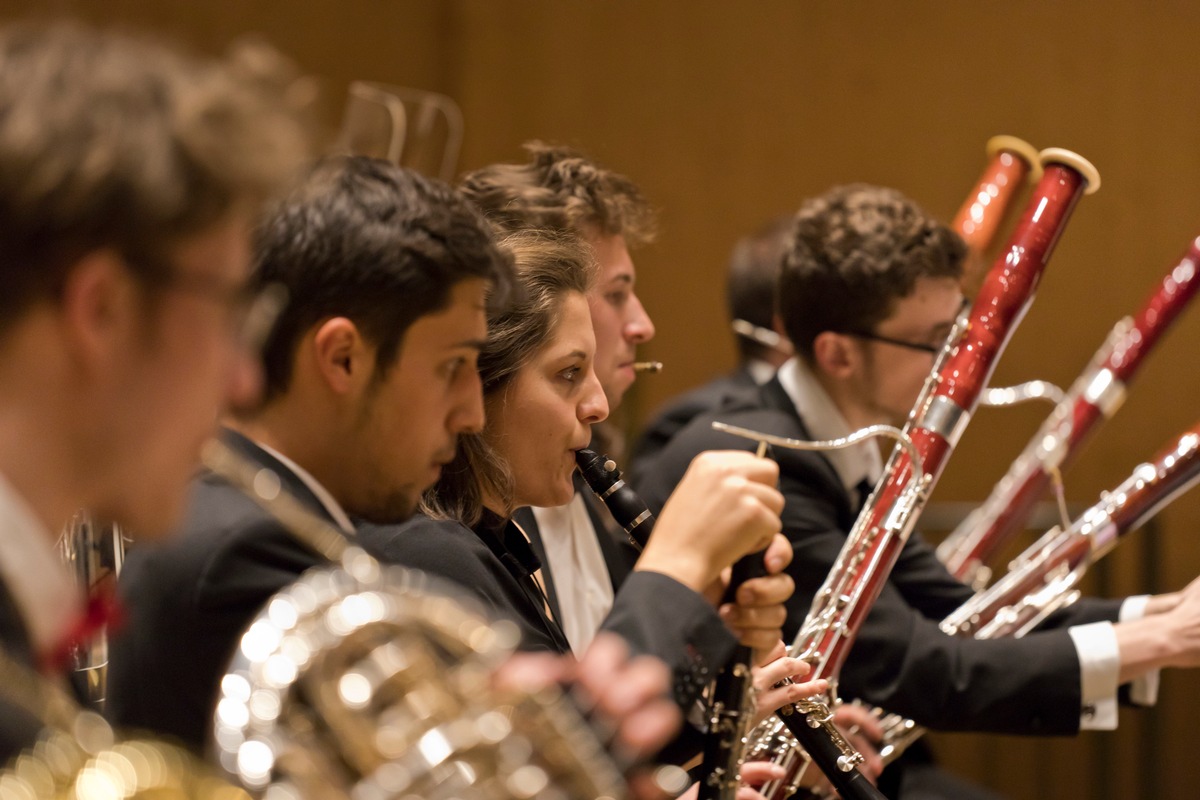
[0,20,309,759]
[637,183,1200,798]
[631,214,794,480]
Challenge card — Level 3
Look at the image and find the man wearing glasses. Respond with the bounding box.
[0,21,309,759]
[634,183,1177,799]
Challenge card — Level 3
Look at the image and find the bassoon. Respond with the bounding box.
[952,135,1041,293]
[741,147,1100,800]
[939,238,1200,587]
[873,420,1200,763]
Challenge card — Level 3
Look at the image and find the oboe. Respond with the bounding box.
[576,448,883,800]
[939,237,1200,586]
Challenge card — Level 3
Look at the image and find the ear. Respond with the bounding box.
[311,317,372,395]
[58,250,138,373]
[810,330,860,380]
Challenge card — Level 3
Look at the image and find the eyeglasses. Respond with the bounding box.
[843,330,941,355]
[141,268,288,357]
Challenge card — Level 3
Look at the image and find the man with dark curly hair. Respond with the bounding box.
[635,183,1194,799]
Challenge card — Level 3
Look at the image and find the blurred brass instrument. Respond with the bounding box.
[0,636,245,798]
[57,513,127,710]
[200,437,628,799]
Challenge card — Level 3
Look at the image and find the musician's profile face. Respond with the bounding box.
[854,276,962,427]
[485,291,608,509]
[586,232,655,410]
[98,214,262,537]
[343,278,488,523]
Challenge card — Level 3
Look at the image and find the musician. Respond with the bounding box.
[0,21,309,759]
[364,230,801,706]
[105,155,510,750]
[635,183,1196,798]
[630,214,794,480]
[460,145,803,664]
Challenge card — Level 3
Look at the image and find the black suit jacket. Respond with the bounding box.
[0,577,48,763]
[106,429,349,751]
[634,376,1123,735]
[511,474,638,625]
[629,366,760,482]
[361,511,735,709]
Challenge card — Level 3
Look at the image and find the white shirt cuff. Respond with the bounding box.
[1118,595,1161,706]
[1068,621,1120,731]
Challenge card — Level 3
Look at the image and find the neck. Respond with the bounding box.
[0,324,99,538]
[229,396,343,501]
[810,368,883,433]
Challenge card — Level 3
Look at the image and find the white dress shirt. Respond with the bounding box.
[255,441,355,534]
[775,357,1156,730]
[0,472,80,657]
[532,495,614,657]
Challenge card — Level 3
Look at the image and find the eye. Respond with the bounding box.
[605,289,630,307]
[441,356,467,381]
[559,365,581,383]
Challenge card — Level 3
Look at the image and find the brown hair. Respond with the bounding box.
[459,141,656,246]
[0,21,312,332]
[779,184,965,360]
[422,230,596,525]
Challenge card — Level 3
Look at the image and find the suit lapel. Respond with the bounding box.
[0,576,34,667]
[216,428,341,528]
[511,507,564,623]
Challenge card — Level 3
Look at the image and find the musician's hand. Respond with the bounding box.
[715,533,795,651]
[748,642,830,725]
[1117,575,1200,681]
[671,762,789,800]
[831,703,885,784]
[491,633,681,764]
[637,450,783,592]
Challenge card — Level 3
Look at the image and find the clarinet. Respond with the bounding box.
[576,448,653,550]
[939,237,1200,586]
[575,449,885,800]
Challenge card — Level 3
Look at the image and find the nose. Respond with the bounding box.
[578,368,610,425]
[624,292,656,345]
[450,367,486,435]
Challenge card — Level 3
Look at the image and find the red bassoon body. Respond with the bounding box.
[874,420,1200,765]
[952,135,1041,281]
[796,149,1100,684]
[939,239,1200,585]
[751,148,1100,800]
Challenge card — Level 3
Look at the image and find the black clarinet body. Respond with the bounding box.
[574,448,654,550]
[575,449,885,800]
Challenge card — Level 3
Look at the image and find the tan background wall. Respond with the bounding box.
[5,1,1198,796]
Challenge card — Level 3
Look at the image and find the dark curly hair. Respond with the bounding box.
[779,184,965,360]
[459,141,656,246]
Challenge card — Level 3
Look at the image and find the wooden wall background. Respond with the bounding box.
[4,1,1197,796]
